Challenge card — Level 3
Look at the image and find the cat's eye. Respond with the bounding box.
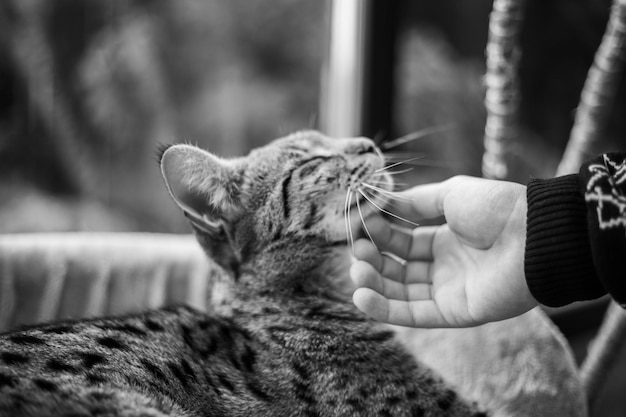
[286,146,308,155]
[357,144,376,155]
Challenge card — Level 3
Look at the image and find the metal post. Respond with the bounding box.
[320,0,397,140]
[320,0,371,138]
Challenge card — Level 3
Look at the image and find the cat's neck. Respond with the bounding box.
[221,286,367,327]
[233,236,355,302]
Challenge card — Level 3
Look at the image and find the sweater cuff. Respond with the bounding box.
[525,175,606,307]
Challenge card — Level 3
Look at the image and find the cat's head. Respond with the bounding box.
[160,130,392,293]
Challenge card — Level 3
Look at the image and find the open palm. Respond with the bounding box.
[350,176,538,328]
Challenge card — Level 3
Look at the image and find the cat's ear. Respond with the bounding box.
[160,144,242,233]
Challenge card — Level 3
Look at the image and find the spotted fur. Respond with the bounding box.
[0,131,486,416]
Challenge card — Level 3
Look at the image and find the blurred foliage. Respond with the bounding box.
[0,0,324,232]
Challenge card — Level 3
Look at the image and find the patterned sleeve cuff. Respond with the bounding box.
[580,154,626,307]
[525,175,605,307]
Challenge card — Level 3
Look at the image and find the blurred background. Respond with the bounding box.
[0,0,325,233]
[0,0,623,235]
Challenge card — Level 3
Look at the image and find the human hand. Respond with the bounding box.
[350,175,538,328]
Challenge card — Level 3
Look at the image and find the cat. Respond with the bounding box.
[0,130,486,416]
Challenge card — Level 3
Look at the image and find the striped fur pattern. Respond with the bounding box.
[0,131,485,416]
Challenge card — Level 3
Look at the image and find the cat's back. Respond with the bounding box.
[231,300,485,417]
[0,305,274,417]
[0,301,484,417]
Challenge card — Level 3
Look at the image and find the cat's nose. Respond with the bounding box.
[344,138,377,155]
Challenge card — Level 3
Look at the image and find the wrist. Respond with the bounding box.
[524,175,605,307]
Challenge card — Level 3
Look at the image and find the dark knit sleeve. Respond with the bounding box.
[578,153,626,307]
[525,175,605,307]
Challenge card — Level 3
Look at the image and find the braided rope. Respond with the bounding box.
[482,0,526,179]
[557,0,626,176]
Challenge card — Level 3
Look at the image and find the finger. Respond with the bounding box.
[350,261,432,300]
[353,240,432,283]
[354,223,439,263]
[384,225,438,261]
[353,239,384,270]
[404,261,432,284]
[388,180,454,221]
[352,288,451,328]
[353,239,403,278]
[356,215,411,255]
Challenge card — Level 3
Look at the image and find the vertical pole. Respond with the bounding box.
[320,0,371,138]
[320,0,397,141]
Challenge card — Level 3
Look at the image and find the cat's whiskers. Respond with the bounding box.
[360,183,413,202]
[364,177,396,188]
[358,189,420,227]
[364,178,388,186]
[375,156,428,173]
[344,189,353,255]
[356,191,377,251]
[345,189,357,255]
[365,179,408,190]
[383,152,427,159]
[362,185,408,213]
[369,191,403,211]
[374,167,414,177]
[387,159,450,168]
[380,124,455,151]
[363,189,407,216]
[344,188,349,243]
